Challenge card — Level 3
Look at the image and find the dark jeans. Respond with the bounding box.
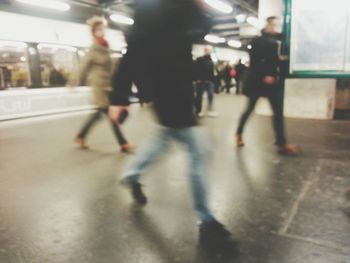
[195,81,215,114]
[225,79,231,94]
[236,92,287,146]
[235,77,240,94]
[78,108,128,146]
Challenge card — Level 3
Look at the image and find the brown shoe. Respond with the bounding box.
[278,144,302,155]
[121,144,136,153]
[75,137,89,150]
[236,134,245,147]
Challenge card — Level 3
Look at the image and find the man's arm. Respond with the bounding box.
[109,49,134,122]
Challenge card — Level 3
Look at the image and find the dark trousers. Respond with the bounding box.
[225,79,231,94]
[78,108,127,146]
[195,81,215,114]
[235,77,240,94]
[236,92,287,146]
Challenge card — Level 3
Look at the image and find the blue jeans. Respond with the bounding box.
[195,81,215,114]
[122,126,215,223]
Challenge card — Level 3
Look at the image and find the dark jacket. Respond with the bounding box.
[49,69,66,87]
[244,32,280,97]
[195,55,215,82]
[235,63,246,79]
[110,0,212,128]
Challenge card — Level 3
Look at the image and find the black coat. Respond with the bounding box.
[110,0,212,128]
[243,32,280,98]
[195,55,215,82]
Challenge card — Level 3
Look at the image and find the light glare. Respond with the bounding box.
[204,34,226,44]
[204,0,233,14]
[16,0,71,11]
[247,17,264,29]
[110,14,134,25]
[228,40,242,48]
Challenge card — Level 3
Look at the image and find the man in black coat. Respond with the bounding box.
[109,0,232,247]
[234,59,247,95]
[235,16,301,155]
[194,45,217,116]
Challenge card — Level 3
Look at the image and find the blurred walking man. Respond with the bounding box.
[235,16,301,155]
[109,0,233,249]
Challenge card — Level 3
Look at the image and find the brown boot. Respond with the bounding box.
[278,144,301,155]
[121,144,136,153]
[236,134,245,147]
[75,137,89,150]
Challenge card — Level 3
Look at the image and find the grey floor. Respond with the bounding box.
[0,94,349,263]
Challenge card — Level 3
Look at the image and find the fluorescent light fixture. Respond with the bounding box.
[204,0,233,14]
[0,41,27,49]
[247,16,264,29]
[37,44,77,52]
[247,44,252,50]
[228,40,242,48]
[121,48,127,55]
[204,34,226,44]
[236,14,246,23]
[110,14,134,25]
[16,0,71,11]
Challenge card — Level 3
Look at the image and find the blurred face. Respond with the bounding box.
[204,46,212,56]
[93,24,105,38]
[265,19,278,34]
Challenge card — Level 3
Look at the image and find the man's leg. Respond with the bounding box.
[236,97,258,135]
[195,83,205,114]
[206,81,215,112]
[268,92,287,147]
[122,127,171,183]
[121,127,171,204]
[174,127,215,223]
[102,109,128,147]
[235,77,240,94]
[174,127,232,246]
[77,109,103,139]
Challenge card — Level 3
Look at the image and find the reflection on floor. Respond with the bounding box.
[1,94,349,263]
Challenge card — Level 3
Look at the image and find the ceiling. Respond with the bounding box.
[0,0,260,49]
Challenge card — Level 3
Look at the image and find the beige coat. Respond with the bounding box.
[79,43,114,108]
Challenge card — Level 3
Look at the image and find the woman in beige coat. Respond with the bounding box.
[75,17,133,153]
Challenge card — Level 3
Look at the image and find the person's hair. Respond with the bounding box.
[87,16,106,33]
[266,16,277,23]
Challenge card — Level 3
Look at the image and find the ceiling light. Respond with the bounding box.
[236,14,246,23]
[110,14,134,25]
[228,40,242,48]
[247,44,252,50]
[204,34,226,44]
[247,17,264,29]
[16,0,70,11]
[204,0,233,14]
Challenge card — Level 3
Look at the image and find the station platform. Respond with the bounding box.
[0,94,349,263]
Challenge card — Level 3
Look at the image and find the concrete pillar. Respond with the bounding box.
[255,0,337,120]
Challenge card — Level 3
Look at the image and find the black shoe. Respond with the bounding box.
[126,182,147,205]
[199,220,236,252]
[200,219,231,241]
